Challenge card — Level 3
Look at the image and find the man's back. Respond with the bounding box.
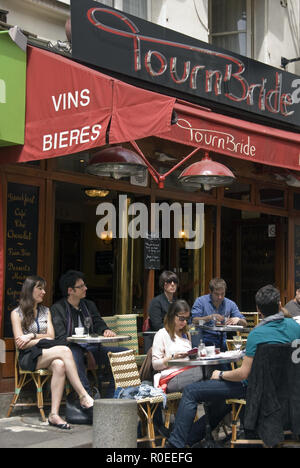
[246,317,300,357]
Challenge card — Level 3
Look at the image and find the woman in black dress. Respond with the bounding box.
[11,276,94,429]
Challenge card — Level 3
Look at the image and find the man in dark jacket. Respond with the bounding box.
[51,270,126,398]
[166,284,300,448]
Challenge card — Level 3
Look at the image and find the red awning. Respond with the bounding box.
[0,46,175,164]
[157,100,300,172]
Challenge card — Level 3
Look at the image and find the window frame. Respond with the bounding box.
[209,0,253,58]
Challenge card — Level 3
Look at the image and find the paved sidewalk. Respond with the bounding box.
[0,415,93,448]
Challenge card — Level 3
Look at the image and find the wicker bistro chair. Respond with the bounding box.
[7,351,52,422]
[108,349,181,448]
[102,314,146,366]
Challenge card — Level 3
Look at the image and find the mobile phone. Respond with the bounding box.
[187,347,198,355]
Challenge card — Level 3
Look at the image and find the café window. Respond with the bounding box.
[224,181,251,201]
[294,193,300,211]
[98,0,149,19]
[259,188,285,208]
[209,0,252,57]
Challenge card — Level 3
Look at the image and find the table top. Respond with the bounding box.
[143,329,199,336]
[67,334,131,344]
[196,324,252,333]
[167,351,245,367]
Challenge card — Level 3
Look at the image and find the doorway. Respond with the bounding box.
[221,207,287,311]
[53,181,114,313]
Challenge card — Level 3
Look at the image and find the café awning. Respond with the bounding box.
[157,100,300,172]
[0,45,175,164]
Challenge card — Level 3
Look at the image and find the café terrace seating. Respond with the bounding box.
[7,351,52,422]
[226,343,300,448]
[108,349,181,448]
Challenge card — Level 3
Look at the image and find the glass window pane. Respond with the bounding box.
[259,188,285,207]
[56,152,91,174]
[212,0,247,33]
[212,33,246,56]
[95,0,113,5]
[123,0,147,19]
[224,181,251,201]
[294,193,300,210]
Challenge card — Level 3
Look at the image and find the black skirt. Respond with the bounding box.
[18,346,43,372]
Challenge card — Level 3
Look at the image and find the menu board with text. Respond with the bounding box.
[4,183,39,337]
[144,236,161,270]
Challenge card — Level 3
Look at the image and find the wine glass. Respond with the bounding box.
[233,335,243,351]
[84,317,92,337]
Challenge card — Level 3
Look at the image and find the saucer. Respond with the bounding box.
[71,334,87,338]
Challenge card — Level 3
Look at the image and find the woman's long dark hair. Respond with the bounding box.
[164,299,190,340]
[19,276,46,331]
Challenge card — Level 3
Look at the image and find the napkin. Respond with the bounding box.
[219,350,244,359]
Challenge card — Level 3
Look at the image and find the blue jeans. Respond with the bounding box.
[69,343,127,398]
[168,379,247,448]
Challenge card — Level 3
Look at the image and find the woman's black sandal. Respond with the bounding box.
[48,413,71,430]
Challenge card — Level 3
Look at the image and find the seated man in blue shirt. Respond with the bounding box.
[166,284,300,448]
[191,278,246,350]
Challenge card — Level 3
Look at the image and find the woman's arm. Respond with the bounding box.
[11,308,54,350]
[152,331,171,370]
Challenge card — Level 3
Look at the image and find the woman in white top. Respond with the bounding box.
[11,276,94,430]
[152,300,203,393]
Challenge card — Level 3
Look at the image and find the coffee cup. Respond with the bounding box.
[75,327,85,336]
[206,346,215,357]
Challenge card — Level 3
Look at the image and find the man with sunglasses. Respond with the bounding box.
[191,278,246,351]
[51,270,127,398]
[144,271,179,352]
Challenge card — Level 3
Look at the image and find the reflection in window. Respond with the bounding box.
[224,181,251,201]
[210,0,248,56]
[259,188,285,207]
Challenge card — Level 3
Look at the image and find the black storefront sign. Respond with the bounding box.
[4,183,39,337]
[71,0,300,128]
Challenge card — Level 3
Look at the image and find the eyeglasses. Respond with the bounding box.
[74,283,87,289]
[165,278,178,284]
[176,315,190,322]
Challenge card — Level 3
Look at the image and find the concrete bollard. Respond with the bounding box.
[93,399,138,448]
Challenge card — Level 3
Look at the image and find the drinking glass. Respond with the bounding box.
[84,317,92,337]
[233,335,243,351]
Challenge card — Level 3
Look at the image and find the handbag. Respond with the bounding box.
[142,317,150,332]
[139,347,154,382]
[65,394,93,425]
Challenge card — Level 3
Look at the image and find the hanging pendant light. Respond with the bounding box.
[87,146,147,180]
[178,152,235,191]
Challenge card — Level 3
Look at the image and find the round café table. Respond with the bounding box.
[195,324,252,349]
[168,351,245,447]
[67,334,131,344]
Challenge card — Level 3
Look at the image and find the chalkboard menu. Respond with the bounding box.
[4,183,39,337]
[295,225,300,290]
[144,236,161,270]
